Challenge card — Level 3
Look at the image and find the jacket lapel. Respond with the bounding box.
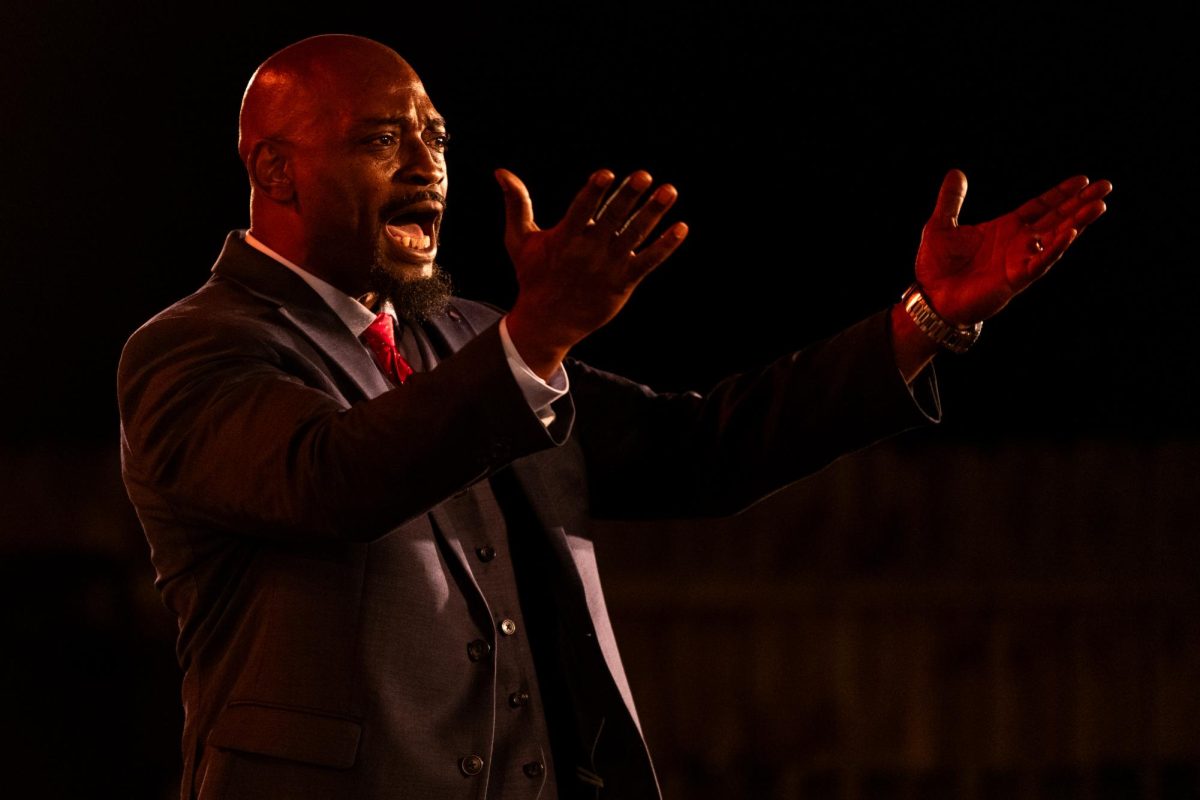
[210,231,391,400]
[278,304,391,399]
[421,299,494,359]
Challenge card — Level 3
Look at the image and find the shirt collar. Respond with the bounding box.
[243,232,394,338]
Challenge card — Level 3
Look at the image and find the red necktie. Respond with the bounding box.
[361,312,414,385]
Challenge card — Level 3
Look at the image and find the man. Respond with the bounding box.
[118,34,1109,800]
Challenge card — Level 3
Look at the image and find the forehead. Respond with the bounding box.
[327,68,441,130]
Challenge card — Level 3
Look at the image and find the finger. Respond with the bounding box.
[1068,198,1108,236]
[1027,181,1108,235]
[594,171,654,229]
[495,168,538,238]
[627,222,688,282]
[560,169,616,231]
[616,184,678,250]
[1030,179,1112,233]
[1015,175,1090,226]
[1069,181,1112,234]
[1082,178,1113,202]
[931,169,968,227]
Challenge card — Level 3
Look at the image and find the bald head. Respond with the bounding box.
[238,35,420,166]
[237,34,449,309]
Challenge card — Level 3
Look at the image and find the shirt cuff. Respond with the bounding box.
[498,317,569,427]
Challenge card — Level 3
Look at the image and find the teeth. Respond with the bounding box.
[399,235,431,250]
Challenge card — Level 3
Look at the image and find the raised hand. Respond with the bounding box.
[497,168,688,378]
[916,169,1111,324]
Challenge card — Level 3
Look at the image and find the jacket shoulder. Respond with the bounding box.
[447,297,505,329]
[117,276,297,399]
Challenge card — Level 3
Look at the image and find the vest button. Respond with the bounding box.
[498,618,517,636]
[466,639,491,662]
[523,760,545,778]
[476,545,497,562]
[508,690,530,708]
[460,754,484,776]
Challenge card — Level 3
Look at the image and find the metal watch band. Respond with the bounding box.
[900,283,982,354]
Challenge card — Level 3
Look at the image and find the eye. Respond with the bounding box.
[425,131,450,153]
[369,133,398,147]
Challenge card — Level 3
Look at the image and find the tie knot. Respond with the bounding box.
[360,312,412,385]
[362,312,396,349]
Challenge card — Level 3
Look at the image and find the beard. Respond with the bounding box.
[366,247,454,322]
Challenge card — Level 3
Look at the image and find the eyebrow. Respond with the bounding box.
[357,115,448,130]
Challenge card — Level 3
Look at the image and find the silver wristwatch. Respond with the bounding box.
[900,283,982,354]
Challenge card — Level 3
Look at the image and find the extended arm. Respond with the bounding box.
[568,308,939,520]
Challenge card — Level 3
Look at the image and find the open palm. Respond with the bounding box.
[916,170,1111,324]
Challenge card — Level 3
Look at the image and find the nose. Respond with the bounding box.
[395,133,445,187]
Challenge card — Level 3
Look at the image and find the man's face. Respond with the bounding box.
[290,62,448,292]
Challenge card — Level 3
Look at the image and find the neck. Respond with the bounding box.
[247,226,366,297]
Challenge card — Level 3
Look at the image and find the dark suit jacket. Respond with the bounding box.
[118,231,939,799]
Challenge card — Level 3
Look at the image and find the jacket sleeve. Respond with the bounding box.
[117,309,573,542]
[568,308,940,519]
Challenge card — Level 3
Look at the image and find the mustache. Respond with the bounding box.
[380,190,446,219]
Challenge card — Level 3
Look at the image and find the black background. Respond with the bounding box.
[1,2,1195,798]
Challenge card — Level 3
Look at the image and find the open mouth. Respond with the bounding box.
[384,203,441,254]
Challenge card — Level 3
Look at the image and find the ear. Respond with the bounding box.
[248,140,295,203]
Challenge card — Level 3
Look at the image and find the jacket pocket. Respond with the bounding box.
[207,701,362,769]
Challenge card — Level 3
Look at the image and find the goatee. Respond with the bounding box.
[366,256,454,322]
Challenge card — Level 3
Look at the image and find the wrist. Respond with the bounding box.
[503,310,570,381]
[900,283,982,354]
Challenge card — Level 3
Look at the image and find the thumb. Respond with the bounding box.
[931,168,968,227]
[495,168,537,239]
